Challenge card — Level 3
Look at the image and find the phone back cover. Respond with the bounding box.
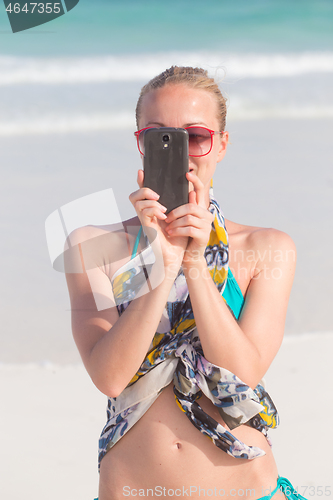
[143,128,189,214]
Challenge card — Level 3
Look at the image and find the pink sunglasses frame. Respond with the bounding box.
[134,126,223,157]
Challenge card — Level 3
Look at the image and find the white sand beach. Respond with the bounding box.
[1,332,332,500]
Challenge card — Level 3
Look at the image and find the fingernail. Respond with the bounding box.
[160,205,167,212]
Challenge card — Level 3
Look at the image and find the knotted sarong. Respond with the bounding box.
[98,185,279,469]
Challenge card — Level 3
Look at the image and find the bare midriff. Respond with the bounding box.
[98,384,283,500]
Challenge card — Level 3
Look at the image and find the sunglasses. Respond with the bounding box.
[134,126,223,157]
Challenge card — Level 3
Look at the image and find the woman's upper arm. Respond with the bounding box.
[66,268,120,369]
[64,227,122,375]
[238,229,297,376]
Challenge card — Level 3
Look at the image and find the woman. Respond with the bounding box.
[66,67,303,500]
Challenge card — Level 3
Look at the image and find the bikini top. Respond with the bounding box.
[98,198,279,471]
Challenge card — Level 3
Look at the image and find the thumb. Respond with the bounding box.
[137,169,144,188]
[188,190,197,205]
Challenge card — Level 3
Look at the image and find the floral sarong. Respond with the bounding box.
[98,186,279,469]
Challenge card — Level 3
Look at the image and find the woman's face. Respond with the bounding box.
[138,84,228,203]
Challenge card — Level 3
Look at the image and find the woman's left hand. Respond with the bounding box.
[164,171,214,264]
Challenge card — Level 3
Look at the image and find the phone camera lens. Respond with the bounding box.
[162,134,170,142]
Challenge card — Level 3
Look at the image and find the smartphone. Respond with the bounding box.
[143,127,189,214]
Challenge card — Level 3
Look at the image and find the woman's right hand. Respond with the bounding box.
[129,169,188,268]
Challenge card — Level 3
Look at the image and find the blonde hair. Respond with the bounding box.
[135,66,227,131]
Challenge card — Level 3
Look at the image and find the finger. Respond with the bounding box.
[129,186,160,205]
[186,171,205,206]
[188,190,197,205]
[136,199,167,214]
[166,214,204,231]
[165,202,203,223]
[141,206,167,220]
[137,169,144,189]
[166,225,202,239]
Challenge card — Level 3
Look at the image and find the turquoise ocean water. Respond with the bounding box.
[0,0,333,135]
[1,0,333,55]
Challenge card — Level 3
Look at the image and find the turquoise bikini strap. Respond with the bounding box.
[131,226,142,258]
[258,476,308,500]
[278,476,308,499]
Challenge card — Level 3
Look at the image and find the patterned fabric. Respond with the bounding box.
[98,185,279,469]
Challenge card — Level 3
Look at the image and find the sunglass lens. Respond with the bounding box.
[188,128,212,156]
[138,131,145,154]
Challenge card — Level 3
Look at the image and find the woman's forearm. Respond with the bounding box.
[182,257,261,388]
[88,259,182,397]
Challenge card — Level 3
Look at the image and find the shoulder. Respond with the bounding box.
[226,219,296,279]
[247,225,296,260]
[65,216,142,311]
[64,216,141,274]
[226,218,296,253]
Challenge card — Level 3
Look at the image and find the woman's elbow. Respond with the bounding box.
[89,372,125,398]
[87,362,128,398]
[233,357,267,390]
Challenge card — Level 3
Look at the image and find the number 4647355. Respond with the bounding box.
[5,3,61,14]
